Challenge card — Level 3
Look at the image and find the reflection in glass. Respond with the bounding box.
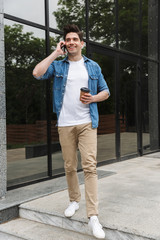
[4,0,45,25]
[92,53,115,162]
[120,60,137,156]
[49,32,65,175]
[141,61,150,153]
[51,113,65,175]
[50,0,86,35]
[49,0,59,29]
[89,0,115,47]
[5,21,47,187]
[119,0,139,53]
[142,0,148,56]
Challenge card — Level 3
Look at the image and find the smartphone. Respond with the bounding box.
[61,44,66,52]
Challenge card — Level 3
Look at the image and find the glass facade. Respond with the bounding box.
[4,0,160,188]
[89,0,116,47]
[4,0,45,25]
[4,19,48,187]
[118,0,140,53]
[119,59,137,156]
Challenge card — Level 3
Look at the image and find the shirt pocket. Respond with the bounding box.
[54,73,63,90]
[89,75,98,94]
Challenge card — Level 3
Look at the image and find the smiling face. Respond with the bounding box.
[65,32,84,59]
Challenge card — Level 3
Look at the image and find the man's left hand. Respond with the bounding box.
[80,93,94,104]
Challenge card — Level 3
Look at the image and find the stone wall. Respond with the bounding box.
[0,0,7,198]
[148,0,159,150]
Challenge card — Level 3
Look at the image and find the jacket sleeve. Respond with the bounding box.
[96,64,110,96]
[34,62,55,80]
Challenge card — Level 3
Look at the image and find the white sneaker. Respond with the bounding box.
[88,216,105,239]
[64,201,79,218]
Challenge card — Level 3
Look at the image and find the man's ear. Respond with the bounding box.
[81,41,84,48]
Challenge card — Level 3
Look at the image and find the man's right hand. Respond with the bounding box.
[33,40,66,78]
[56,41,66,56]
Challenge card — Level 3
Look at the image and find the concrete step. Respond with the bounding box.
[0,218,95,240]
[19,195,90,238]
[18,190,152,240]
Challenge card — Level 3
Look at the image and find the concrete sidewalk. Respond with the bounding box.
[1,152,160,239]
[97,152,160,239]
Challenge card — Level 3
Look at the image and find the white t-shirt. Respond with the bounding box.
[58,58,91,127]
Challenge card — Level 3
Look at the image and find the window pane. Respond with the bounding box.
[49,32,65,175]
[142,61,149,153]
[4,0,45,25]
[91,52,116,162]
[89,0,116,47]
[142,0,148,56]
[119,0,139,53]
[5,20,47,187]
[119,60,137,156]
[49,0,86,34]
[50,32,61,53]
[49,0,59,29]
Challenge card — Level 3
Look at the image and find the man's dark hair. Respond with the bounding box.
[63,24,83,41]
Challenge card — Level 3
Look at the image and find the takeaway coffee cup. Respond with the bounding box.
[80,87,90,102]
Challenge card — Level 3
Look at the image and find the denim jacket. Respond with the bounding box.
[35,55,110,128]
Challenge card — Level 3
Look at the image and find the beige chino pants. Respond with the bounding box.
[58,123,98,218]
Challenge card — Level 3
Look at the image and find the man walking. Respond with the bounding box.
[33,24,110,239]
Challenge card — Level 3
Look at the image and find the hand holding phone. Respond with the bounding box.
[61,43,66,53]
